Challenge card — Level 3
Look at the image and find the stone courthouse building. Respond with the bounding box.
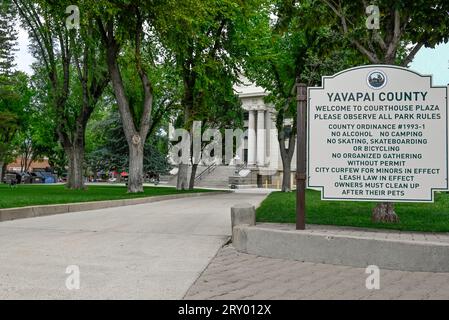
[233,77,297,188]
[168,77,297,189]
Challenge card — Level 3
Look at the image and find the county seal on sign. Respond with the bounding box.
[367,70,387,90]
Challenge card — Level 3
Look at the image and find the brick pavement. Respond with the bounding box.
[185,245,449,300]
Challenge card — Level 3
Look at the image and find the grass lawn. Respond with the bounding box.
[257,190,449,233]
[0,184,214,209]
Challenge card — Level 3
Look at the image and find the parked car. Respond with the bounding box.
[30,172,44,183]
[3,173,18,184]
[19,172,32,184]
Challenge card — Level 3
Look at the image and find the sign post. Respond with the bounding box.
[296,79,307,230]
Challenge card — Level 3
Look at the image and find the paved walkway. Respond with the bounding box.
[0,192,267,299]
[185,246,449,300]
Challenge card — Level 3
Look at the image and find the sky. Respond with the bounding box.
[15,26,35,75]
[14,26,449,86]
[410,43,449,86]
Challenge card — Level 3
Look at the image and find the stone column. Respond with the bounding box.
[247,110,256,166]
[257,109,266,166]
[265,111,271,162]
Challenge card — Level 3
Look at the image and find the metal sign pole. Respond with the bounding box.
[296,79,307,230]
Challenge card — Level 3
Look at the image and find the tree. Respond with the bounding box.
[85,109,171,179]
[158,0,250,190]
[321,0,449,222]
[0,71,33,181]
[0,0,18,75]
[85,60,178,181]
[95,0,159,193]
[178,71,243,190]
[0,111,19,180]
[0,0,19,181]
[244,0,365,191]
[14,0,109,189]
[12,82,52,173]
[322,0,449,66]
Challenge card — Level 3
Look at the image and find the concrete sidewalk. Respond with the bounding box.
[0,192,267,299]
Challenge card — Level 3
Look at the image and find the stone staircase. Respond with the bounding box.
[165,165,243,188]
[196,165,238,188]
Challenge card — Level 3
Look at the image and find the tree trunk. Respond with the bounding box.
[101,21,152,194]
[372,202,399,223]
[177,163,189,190]
[128,141,144,193]
[65,141,85,190]
[369,51,403,222]
[278,124,295,192]
[189,163,199,190]
[0,160,4,183]
[282,163,292,192]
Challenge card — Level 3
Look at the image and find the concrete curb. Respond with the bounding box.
[232,224,449,273]
[0,191,230,223]
[230,203,256,241]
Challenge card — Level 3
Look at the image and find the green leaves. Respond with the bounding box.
[158,0,248,130]
[0,0,18,75]
[0,71,33,162]
[243,0,366,133]
[0,111,20,152]
[320,0,449,65]
[85,108,170,174]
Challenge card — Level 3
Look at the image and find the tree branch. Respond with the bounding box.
[402,42,424,67]
[322,0,380,63]
[385,9,401,63]
[134,11,153,139]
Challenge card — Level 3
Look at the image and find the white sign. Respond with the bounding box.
[308,65,448,202]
